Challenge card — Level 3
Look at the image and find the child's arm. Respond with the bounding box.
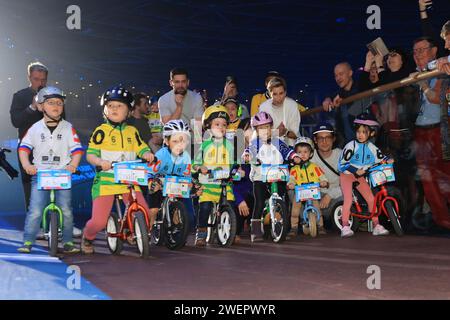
[67,127,84,173]
[66,153,82,173]
[18,129,36,175]
[338,141,359,174]
[192,143,208,174]
[86,154,112,171]
[277,138,295,162]
[18,150,36,175]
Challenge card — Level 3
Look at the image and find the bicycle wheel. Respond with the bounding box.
[332,202,359,232]
[206,212,217,244]
[308,211,318,238]
[216,205,237,247]
[385,200,403,236]
[48,210,59,257]
[151,209,164,246]
[270,199,288,243]
[106,212,123,255]
[134,211,150,258]
[166,201,190,250]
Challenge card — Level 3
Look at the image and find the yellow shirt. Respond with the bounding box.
[289,161,327,185]
[87,123,151,199]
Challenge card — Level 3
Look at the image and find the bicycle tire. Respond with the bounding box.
[106,212,124,255]
[385,200,403,236]
[166,201,190,250]
[134,211,150,258]
[308,211,318,238]
[48,210,59,257]
[216,205,237,247]
[270,199,288,243]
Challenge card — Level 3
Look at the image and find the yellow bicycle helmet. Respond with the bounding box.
[202,105,230,129]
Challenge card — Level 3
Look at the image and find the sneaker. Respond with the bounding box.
[195,228,207,247]
[72,227,82,238]
[18,242,32,253]
[302,225,310,236]
[250,220,263,243]
[233,235,241,245]
[318,226,327,235]
[81,234,94,254]
[372,224,389,236]
[286,229,298,240]
[341,226,354,238]
[63,242,80,254]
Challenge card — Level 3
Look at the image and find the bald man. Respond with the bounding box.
[322,62,368,144]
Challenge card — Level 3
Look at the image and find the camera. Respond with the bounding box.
[0,148,19,180]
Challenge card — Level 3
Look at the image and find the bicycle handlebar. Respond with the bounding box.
[95,157,159,172]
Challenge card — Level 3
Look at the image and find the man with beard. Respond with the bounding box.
[159,68,204,127]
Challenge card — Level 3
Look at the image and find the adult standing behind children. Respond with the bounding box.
[9,62,48,208]
[259,77,301,147]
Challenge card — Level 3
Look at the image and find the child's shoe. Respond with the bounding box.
[64,242,80,254]
[195,228,207,247]
[372,224,389,236]
[81,233,95,254]
[250,219,263,243]
[17,242,32,253]
[341,226,354,238]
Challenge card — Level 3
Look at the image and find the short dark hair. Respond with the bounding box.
[170,68,189,80]
[413,36,437,48]
[27,62,48,76]
[133,92,148,108]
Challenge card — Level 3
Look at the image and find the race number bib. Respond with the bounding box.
[113,162,148,186]
[295,183,321,202]
[163,176,192,199]
[369,163,395,187]
[261,164,289,183]
[37,170,72,190]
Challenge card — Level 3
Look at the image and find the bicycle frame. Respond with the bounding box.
[302,199,321,224]
[109,185,150,240]
[350,180,400,221]
[41,189,64,233]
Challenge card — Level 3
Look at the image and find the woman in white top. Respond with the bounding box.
[259,77,300,147]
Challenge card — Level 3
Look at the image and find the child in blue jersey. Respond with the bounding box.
[148,120,198,229]
[243,111,297,242]
[338,113,393,238]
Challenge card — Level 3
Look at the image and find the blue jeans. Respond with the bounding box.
[23,176,74,245]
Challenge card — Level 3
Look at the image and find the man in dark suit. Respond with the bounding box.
[9,62,47,209]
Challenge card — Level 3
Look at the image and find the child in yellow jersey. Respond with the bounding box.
[81,86,154,254]
[287,137,329,238]
[192,105,235,247]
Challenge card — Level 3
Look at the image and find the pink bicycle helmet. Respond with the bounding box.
[251,111,273,128]
[353,113,379,129]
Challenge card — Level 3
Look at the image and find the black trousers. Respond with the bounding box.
[252,181,287,220]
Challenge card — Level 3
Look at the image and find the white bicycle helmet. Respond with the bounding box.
[294,136,315,158]
[35,86,66,104]
[163,119,191,138]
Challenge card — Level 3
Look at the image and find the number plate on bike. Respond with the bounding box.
[37,170,72,190]
[295,183,321,202]
[261,164,289,182]
[163,176,192,198]
[369,163,395,187]
[212,169,230,180]
[114,162,148,186]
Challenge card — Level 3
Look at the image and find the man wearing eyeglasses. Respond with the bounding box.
[311,123,343,219]
[412,36,450,230]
